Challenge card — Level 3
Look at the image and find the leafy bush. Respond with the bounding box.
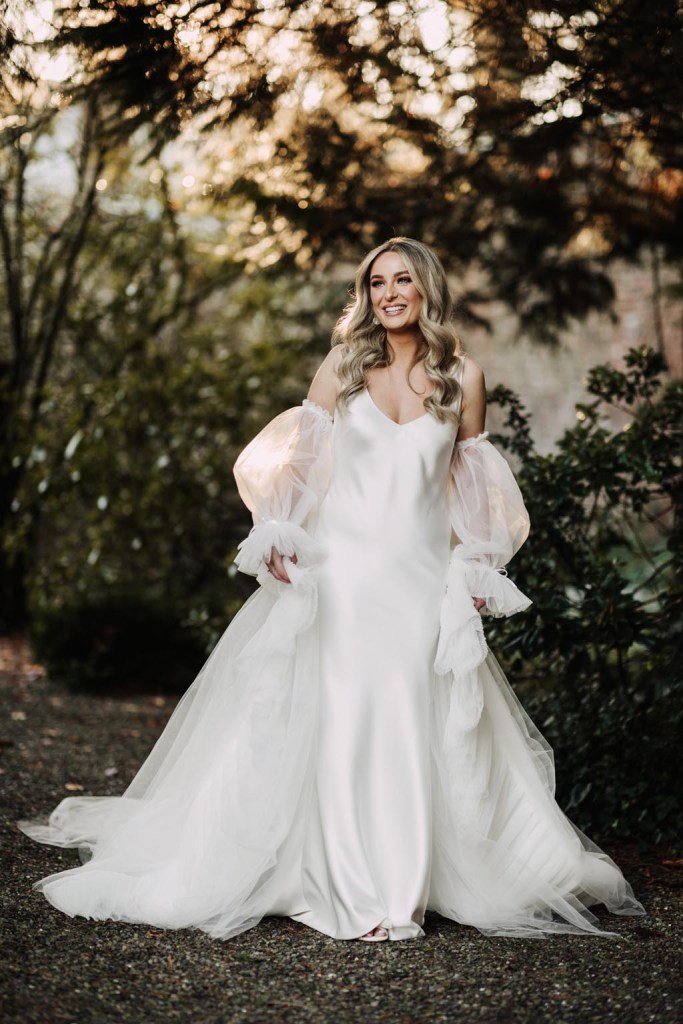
[488,346,682,846]
[29,590,207,694]
[8,267,340,670]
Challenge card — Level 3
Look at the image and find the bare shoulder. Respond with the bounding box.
[460,354,485,397]
[306,344,344,414]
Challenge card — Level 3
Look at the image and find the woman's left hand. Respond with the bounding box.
[473,598,486,613]
[265,546,298,584]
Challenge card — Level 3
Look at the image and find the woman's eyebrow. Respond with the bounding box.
[370,272,409,280]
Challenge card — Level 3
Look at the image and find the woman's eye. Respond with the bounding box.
[398,276,411,284]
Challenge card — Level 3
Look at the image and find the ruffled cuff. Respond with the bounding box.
[434,557,489,731]
[434,553,530,733]
[461,561,532,618]
[435,558,487,678]
[234,520,324,578]
[236,558,319,659]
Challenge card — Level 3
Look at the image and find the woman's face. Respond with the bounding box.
[368,251,422,332]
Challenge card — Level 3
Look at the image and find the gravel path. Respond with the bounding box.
[1,636,681,1024]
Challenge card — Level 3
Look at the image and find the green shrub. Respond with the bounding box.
[488,346,682,847]
[29,590,207,694]
[518,665,681,849]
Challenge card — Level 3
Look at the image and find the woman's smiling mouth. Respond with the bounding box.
[382,305,407,315]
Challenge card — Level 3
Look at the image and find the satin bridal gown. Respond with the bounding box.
[19,369,645,941]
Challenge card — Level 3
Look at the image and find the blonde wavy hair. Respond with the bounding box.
[333,237,463,423]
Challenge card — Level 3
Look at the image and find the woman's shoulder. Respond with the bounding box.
[458,352,485,393]
[306,345,344,414]
[455,353,486,437]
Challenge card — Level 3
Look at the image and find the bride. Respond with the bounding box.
[20,237,644,943]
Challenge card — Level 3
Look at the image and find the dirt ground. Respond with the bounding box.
[1,635,681,1024]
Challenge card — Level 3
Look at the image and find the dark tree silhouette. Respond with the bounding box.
[4,0,679,332]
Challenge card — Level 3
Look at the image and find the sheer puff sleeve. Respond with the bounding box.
[435,432,532,731]
[233,399,334,580]
[447,431,532,618]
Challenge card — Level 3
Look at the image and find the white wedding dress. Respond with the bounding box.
[19,373,645,940]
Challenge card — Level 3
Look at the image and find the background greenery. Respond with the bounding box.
[489,347,681,846]
[1,1,681,846]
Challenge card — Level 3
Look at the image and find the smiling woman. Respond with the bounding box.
[370,253,422,323]
[335,238,463,428]
[19,238,645,945]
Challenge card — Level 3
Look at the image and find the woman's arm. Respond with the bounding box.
[456,356,487,444]
[446,355,531,618]
[233,358,337,584]
[456,357,487,610]
[262,347,342,583]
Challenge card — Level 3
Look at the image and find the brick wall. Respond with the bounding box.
[459,259,681,453]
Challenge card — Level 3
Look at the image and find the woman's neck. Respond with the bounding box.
[386,329,425,368]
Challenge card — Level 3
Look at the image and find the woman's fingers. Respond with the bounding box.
[266,547,298,584]
[473,597,486,613]
[269,548,290,583]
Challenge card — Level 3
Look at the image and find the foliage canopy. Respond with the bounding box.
[3,0,682,333]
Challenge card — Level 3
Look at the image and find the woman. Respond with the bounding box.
[20,238,644,943]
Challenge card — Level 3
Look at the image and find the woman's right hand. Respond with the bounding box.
[265,546,297,584]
